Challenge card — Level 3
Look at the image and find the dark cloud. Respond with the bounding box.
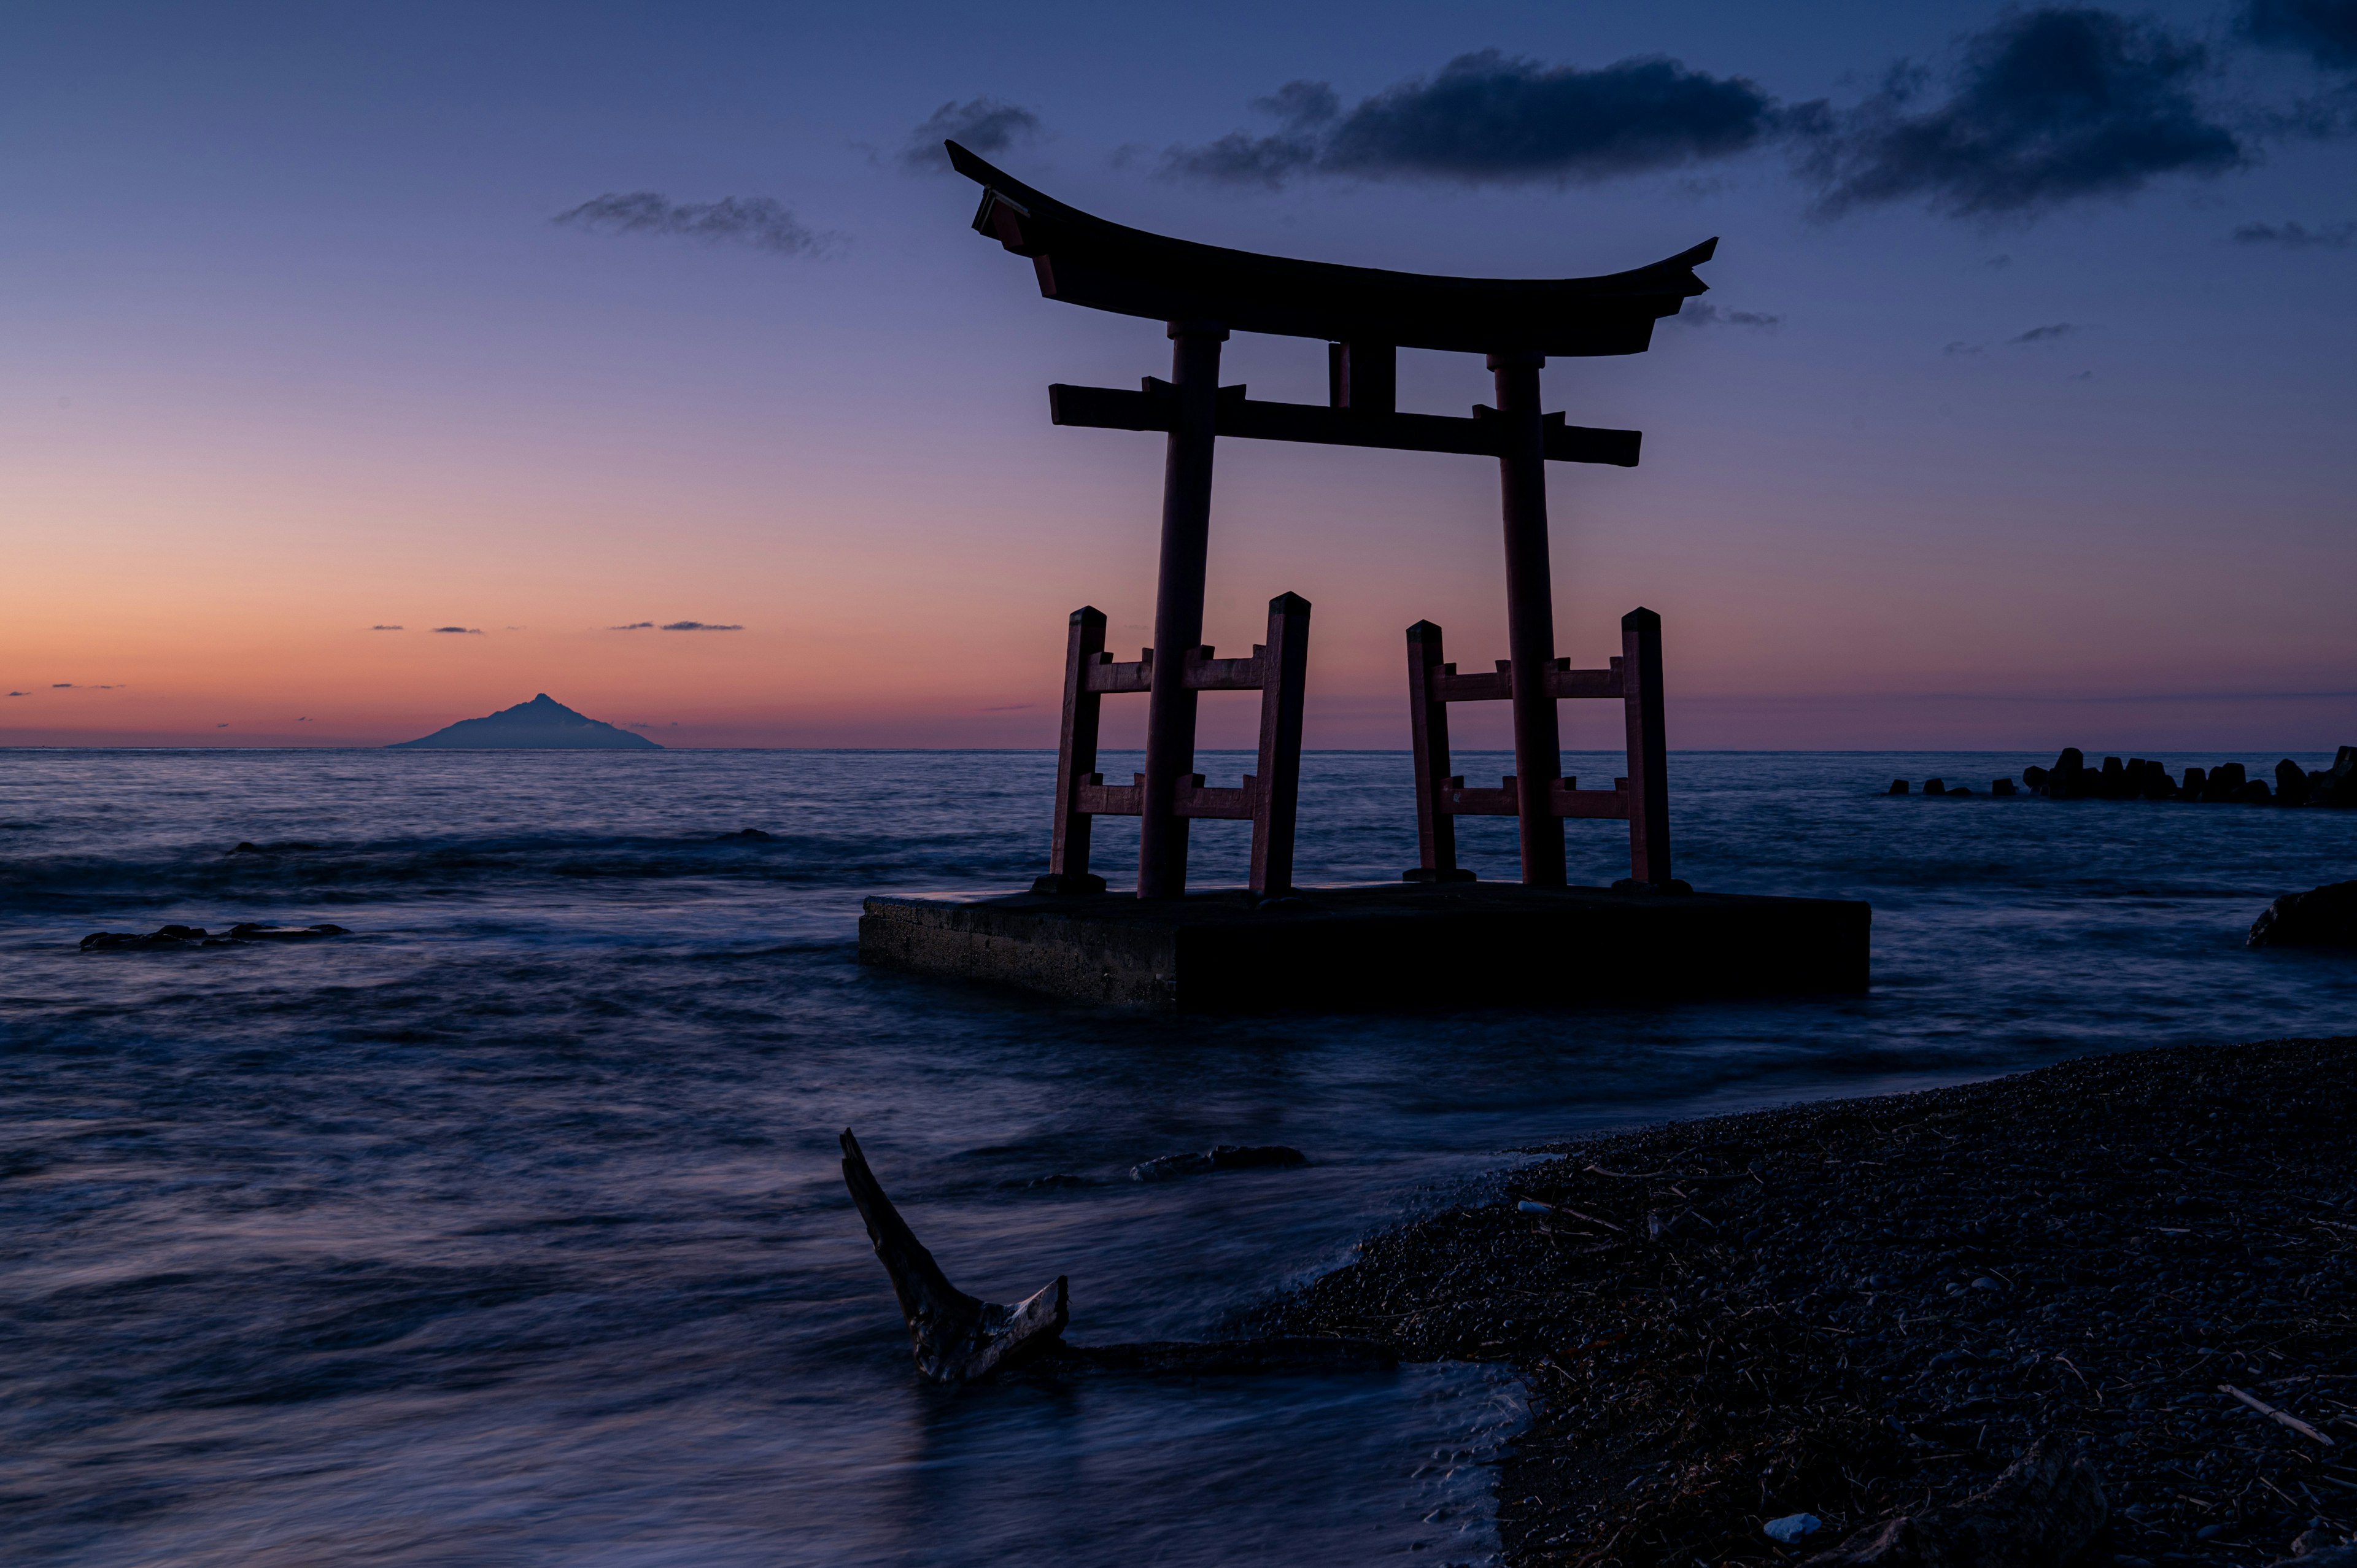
[431,626,482,635]
[2009,322,2076,342]
[2234,218,2357,245]
[1797,8,2244,218]
[370,624,403,631]
[1678,303,1782,328]
[52,682,73,688]
[904,98,1043,172]
[2240,0,2357,70]
[660,621,742,631]
[554,194,842,257]
[1945,340,1987,355]
[6,692,25,698]
[1166,50,1779,187]
[609,622,656,630]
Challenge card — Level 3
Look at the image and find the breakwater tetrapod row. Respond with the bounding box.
[1892,745,2357,805]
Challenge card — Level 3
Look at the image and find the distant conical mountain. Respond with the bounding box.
[390,693,662,750]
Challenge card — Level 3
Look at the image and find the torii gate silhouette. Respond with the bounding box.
[950,142,1711,899]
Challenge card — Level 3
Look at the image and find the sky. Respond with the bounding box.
[1,0,2352,749]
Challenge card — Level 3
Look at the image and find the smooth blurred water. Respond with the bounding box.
[2,747,2353,1566]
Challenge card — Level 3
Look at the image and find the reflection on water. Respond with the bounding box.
[2,748,2352,1564]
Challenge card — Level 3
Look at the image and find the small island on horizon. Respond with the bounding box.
[389,693,662,750]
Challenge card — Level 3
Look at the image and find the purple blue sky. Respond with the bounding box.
[2,0,2352,747]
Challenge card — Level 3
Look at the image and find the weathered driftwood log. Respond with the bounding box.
[1803,1435,2105,1567]
[841,1128,1395,1384]
[839,1129,1069,1383]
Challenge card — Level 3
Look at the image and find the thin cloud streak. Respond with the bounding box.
[2233,218,2357,245]
[904,98,1043,172]
[554,194,843,257]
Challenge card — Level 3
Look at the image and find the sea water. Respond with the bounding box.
[4,748,2354,1566]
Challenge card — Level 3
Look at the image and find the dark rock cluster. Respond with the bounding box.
[1271,1038,2357,1568]
[79,922,350,951]
[2021,747,2357,806]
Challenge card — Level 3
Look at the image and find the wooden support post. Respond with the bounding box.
[1620,606,1671,885]
[1138,320,1227,900]
[1402,620,1473,882]
[1247,592,1311,897]
[1491,352,1567,887]
[1035,606,1109,895]
[1326,341,1396,414]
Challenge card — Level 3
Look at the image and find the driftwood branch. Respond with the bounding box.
[1805,1435,2107,1567]
[840,1127,1395,1385]
[2223,1383,2336,1446]
[839,1129,1069,1383]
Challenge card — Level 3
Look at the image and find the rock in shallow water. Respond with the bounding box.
[80,922,351,951]
[2248,881,2357,949]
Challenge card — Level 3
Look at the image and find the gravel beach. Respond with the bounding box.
[1274,1038,2357,1567]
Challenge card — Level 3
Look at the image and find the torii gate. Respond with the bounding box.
[950,142,1711,900]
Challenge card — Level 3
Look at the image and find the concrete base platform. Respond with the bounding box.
[858,882,1870,1013]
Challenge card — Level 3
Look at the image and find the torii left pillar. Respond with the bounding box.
[1138,320,1226,899]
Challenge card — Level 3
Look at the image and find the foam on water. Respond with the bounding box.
[3,748,2353,1565]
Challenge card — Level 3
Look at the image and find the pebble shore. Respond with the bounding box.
[1274,1038,2357,1567]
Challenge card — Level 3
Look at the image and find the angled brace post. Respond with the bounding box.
[1248,593,1311,896]
[1401,620,1476,882]
[1620,606,1671,886]
[1035,606,1110,895]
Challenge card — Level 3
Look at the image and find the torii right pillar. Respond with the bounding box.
[1490,351,1566,886]
[1487,351,1672,888]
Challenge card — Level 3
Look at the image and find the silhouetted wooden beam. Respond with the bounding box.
[949,141,1711,356]
[1048,382,1641,467]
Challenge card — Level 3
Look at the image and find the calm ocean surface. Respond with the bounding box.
[4,747,2354,1566]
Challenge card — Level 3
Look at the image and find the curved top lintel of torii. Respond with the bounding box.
[946,141,1715,359]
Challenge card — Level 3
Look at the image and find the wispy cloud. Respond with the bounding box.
[554,194,843,257]
[1945,340,1987,355]
[2008,322,2076,342]
[1678,302,1782,328]
[608,622,656,631]
[370,624,403,631]
[51,682,73,689]
[1167,51,1780,188]
[905,98,1044,172]
[661,620,742,631]
[2233,218,2357,247]
[2239,0,2357,71]
[1794,7,2243,218]
[431,626,483,635]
